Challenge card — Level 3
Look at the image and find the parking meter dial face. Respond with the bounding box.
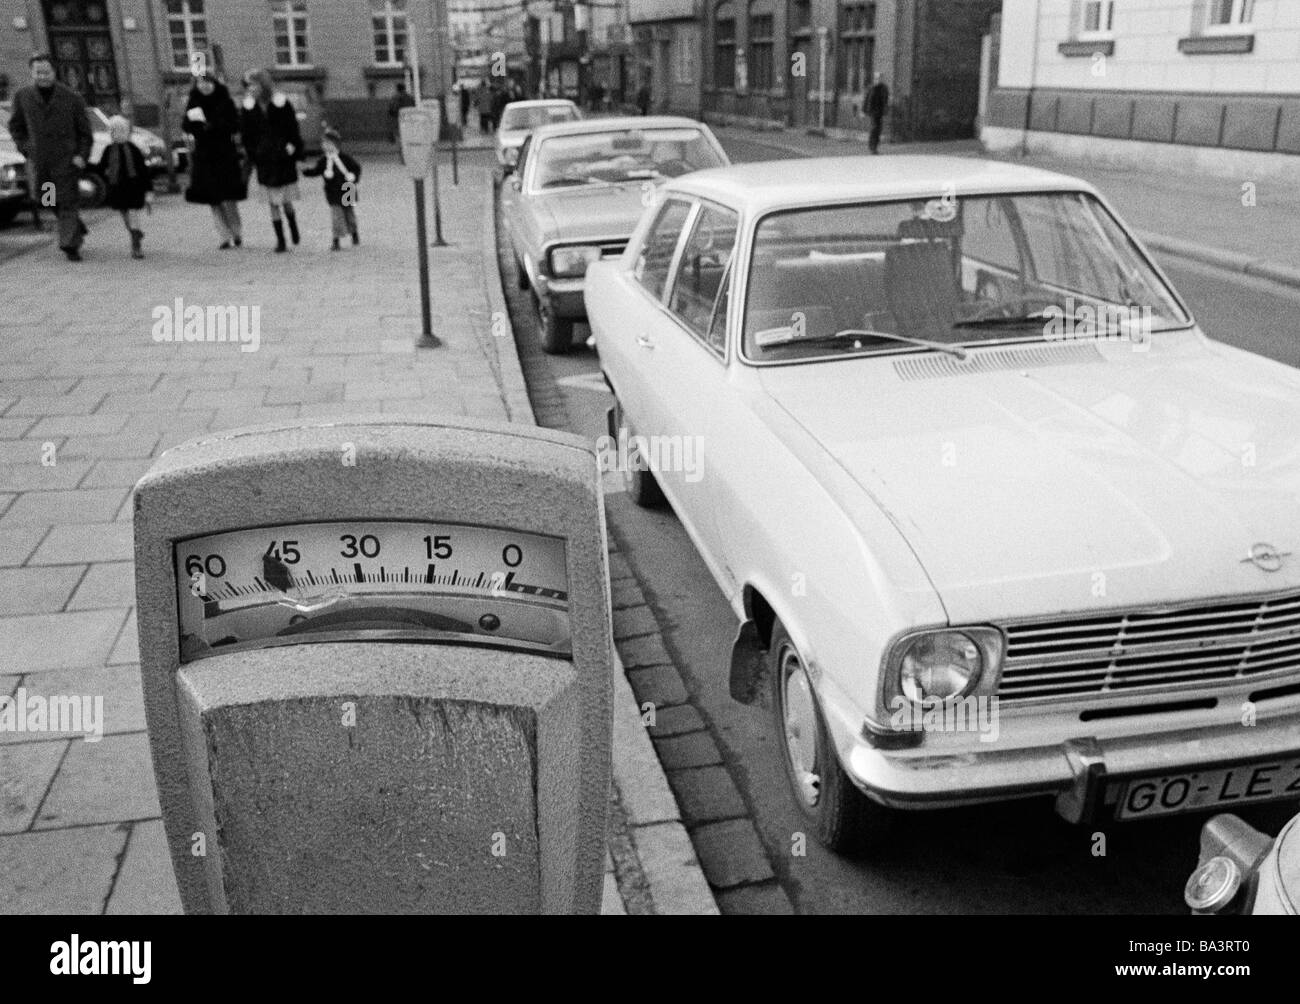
[175,520,569,662]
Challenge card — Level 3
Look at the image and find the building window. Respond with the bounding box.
[838,2,875,94]
[272,1,311,67]
[675,28,695,85]
[166,0,209,71]
[372,0,408,66]
[715,3,736,89]
[793,0,811,32]
[1079,0,1114,38]
[749,7,774,91]
[1204,0,1254,31]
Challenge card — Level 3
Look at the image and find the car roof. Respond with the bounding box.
[503,99,577,110]
[667,155,1099,212]
[527,115,712,142]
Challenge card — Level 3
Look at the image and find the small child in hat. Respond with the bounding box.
[97,115,152,259]
[301,127,362,250]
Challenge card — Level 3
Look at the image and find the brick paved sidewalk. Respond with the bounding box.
[0,152,712,914]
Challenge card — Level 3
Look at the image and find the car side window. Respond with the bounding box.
[634,199,694,302]
[514,136,531,180]
[667,202,739,354]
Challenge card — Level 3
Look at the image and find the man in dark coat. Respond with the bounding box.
[866,72,890,155]
[183,72,247,249]
[7,53,94,260]
[386,83,415,145]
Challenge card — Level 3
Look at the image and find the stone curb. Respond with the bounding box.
[480,175,718,916]
[1134,229,1300,292]
[478,173,535,425]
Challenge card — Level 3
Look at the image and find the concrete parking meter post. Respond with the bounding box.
[398,107,441,348]
[133,416,615,914]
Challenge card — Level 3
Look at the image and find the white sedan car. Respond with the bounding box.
[586,156,1300,853]
[495,98,581,167]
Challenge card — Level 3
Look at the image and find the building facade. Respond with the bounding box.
[984,0,1300,177]
[0,1,452,141]
[694,0,999,140]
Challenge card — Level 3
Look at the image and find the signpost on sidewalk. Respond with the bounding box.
[423,98,449,246]
[399,106,442,349]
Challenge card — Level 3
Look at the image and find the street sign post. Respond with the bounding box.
[398,107,441,348]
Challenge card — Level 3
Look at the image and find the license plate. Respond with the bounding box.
[1114,759,1300,820]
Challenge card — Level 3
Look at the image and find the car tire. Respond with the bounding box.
[613,397,666,508]
[770,621,892,854]
[538,300,574,354]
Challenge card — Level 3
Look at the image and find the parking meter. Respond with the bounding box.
[133,416,613,914]
[398,106,438,177]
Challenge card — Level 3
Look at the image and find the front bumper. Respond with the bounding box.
[845,710,1300,822]
[535,275,587,320]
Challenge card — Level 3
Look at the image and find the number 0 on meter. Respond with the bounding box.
[174,520,570,662]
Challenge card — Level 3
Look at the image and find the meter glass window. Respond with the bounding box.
[174,521,570,662]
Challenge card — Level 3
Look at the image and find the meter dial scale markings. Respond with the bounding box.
[175,521,570,662]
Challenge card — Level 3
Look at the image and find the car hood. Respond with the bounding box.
[531,182,651,242]
[759,337,1300,623]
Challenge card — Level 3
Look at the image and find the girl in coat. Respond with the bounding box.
[97,115,151,259]
[240,68,303,252]
[183,71,247,249]
[301,128,361,250]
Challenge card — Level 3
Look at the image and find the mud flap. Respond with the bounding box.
[729,619,769,706]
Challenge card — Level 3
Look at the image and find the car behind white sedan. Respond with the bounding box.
[587,155,1300,854]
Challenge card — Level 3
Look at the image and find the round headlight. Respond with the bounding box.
[1184,855,1241,912]
[899,631,982,701]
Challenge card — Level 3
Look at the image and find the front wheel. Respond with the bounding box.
[538,300,574,354]
[770,621,894,854]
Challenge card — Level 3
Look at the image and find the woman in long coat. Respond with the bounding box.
[182,71,247,249]
[240,68,304,252]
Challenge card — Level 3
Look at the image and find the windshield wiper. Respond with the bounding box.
[760,328,968,360]
[952,311,1054,329]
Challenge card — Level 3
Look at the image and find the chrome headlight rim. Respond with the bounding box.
[880,625,1005,711]
[548,243,602,278]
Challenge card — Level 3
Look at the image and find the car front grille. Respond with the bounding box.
[997,588,1300,704]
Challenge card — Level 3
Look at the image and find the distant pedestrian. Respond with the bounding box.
[476,81,495,132]
[7,53,93,261]
[387,82,415,145]
[589,82,604,113]
[491,82,509,129]
[635,83,651,116]
[458,82,470,127]
[301,127,361,251]
[241,68,303,253]
[96,115,151,259]
[183,71,247,249]
[866,73,889,155]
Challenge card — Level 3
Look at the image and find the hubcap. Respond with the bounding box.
[781,648,820,808]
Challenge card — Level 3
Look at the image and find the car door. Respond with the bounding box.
[605,195,696,445]
[652,201,742,564]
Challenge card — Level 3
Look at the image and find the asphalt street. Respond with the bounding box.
[500,133,1300,914]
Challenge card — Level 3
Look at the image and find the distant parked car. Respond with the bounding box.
[495,99,581,167]
[499,115,729,352]
[587,155,1300,854]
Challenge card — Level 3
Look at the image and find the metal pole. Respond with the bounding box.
[410,12,423,103]
[817,27,828,133]
[413,177,440,347]
[451,135,458,185]
[430,156,447,246]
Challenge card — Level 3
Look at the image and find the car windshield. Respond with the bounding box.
[500,105,578,131]
[533,128,724,188]
[743,191,1191,362]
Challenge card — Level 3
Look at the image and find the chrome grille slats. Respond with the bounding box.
[997,588,1300,704]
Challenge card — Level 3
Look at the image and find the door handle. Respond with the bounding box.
[636,334,655,350]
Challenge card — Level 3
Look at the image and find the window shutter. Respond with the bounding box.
[1068,0,1081,38]
[1190,0,1207,36]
